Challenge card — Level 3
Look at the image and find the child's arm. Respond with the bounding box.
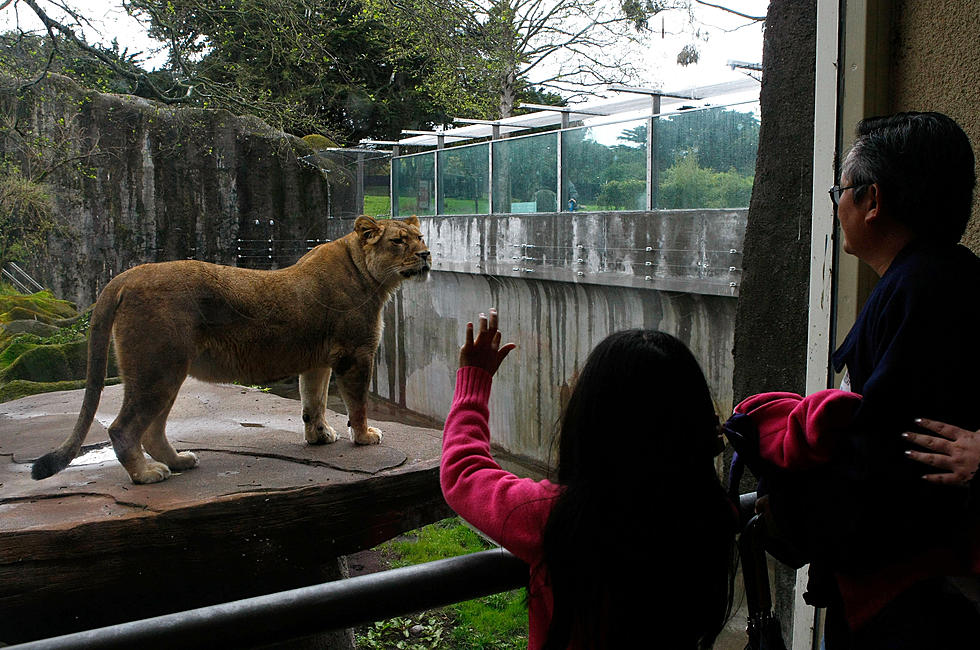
[440,309,558,561]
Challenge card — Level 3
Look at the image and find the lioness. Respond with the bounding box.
[31,215,430,484]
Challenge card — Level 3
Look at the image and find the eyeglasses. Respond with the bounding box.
[828,184,863,207]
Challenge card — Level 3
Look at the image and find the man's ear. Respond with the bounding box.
[355,215,383,243]
[863,183,881,225]
[403,215,420,227]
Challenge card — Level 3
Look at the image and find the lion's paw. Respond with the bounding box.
[169,451,199,471]
[306,421,338,445]
[131,461,172,485]
[352,426,383,445]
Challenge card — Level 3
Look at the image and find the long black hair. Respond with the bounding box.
[540,330,737,649]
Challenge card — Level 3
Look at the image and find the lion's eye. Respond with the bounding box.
[391,237,404,245]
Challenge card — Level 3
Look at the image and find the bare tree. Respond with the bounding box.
[366,0,764,119]
[368,0,680,119]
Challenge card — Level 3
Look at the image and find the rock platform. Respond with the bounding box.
[0,379,450,644]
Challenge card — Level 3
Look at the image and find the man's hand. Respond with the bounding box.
[903,418,980,486]
[459,308,516,377]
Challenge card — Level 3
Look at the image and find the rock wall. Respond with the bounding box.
[0,73,356,308]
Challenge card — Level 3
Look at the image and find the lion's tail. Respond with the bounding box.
[31,282,121,480]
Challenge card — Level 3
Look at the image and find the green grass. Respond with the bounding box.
[363,194,391,217]
[355,517,528,650]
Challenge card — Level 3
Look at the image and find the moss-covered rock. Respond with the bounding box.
[0,290,77,322]
[0,337,42,367]
[0,290,118,401]
[2,320,61,338]
[0,339,118,382]
[0,377,121,404]
[0,306,55,323]
[302,133,338,150]
[0,340,87,383]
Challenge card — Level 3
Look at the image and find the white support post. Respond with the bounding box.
[797,0,842,648]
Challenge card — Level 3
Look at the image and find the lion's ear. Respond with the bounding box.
[355,215,382,243]
[403,215,420,227]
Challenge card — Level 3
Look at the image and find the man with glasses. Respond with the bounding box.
[736,112,980,648]
[822,112,980,647]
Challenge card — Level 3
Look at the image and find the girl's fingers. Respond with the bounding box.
[465,321,474,347]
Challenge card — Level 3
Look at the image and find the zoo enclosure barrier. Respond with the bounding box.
[390,97,759,217]
[298,80,760,219]
[7,550,528,649]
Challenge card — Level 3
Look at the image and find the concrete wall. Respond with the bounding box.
[888,1,980,251]
[353,210,746,466]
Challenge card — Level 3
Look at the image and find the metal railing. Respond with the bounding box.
[9,549,528,649]
[1,262,45,294]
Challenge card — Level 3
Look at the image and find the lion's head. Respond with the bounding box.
[355,215,431,285]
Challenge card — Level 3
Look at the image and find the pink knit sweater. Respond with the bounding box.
[441,366,562,650]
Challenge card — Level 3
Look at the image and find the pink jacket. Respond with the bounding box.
[733,389,862,468]
[440,366,561,650]
[734,390,980,629]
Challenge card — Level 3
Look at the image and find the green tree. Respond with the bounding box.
[658,148,753,208]
[597,178,644,209]
[5,0,452,143]
[656,107,760,175]
[124,0,449,142]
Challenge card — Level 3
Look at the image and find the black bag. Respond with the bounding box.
[724,413,843,615]
[738,512,788,650]
[724,415,793,650]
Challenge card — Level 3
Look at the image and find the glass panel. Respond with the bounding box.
[392,152,436,217]
[653,104,760,209]
[491,132,557,214]
[362,152,391,217]
[562,118,648,212]
[438,143,490,215]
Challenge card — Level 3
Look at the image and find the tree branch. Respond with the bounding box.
[693,0,765,22]
[19,0,193,104]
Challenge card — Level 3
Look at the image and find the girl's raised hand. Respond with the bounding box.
[459,308,516,377]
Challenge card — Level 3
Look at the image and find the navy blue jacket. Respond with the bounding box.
[775,240,980,572]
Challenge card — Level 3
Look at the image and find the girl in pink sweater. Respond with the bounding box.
[441,309,738,649]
